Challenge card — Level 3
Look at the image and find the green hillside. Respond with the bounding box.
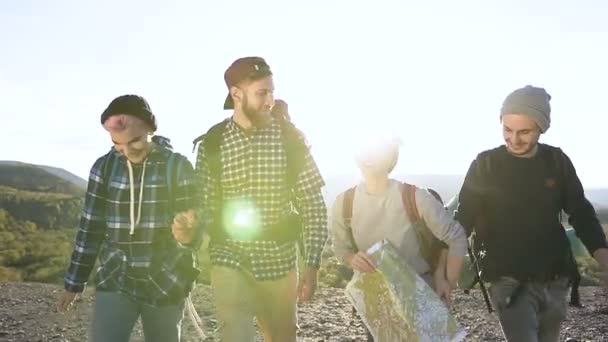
[0,209,74,282]
[0,185,83,230]
[0,162,85,283]
[0,162,85,196]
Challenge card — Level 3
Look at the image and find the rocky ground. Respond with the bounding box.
[0,282,607,342]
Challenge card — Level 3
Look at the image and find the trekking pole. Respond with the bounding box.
[468,246,493,313]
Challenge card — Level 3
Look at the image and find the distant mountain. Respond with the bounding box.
[324,174,607,221]
[36,165,87,189]
[0,161,86,229]
[0,161,21,167]
[586,188,608,207]
[596,207,608,223]
[0,161,86,196]
[395,174,464,202]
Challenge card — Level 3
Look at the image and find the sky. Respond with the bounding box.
[1,0,607,187]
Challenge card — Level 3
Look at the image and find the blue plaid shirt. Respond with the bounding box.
[64,138,200,306]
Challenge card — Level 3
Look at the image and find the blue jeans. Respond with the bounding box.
[90,290,185,342]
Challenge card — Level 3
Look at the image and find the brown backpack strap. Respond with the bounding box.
[401,183,421,223]
[342,186,358,252]
[402,182,441,271]
[342,187,356,225]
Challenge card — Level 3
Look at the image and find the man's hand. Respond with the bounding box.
[434,276,453,307]
[171,210,197,244]
[298,267,318,303]
[56,290,79,313]
[345,251,376,273]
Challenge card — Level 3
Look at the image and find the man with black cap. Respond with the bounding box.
[57,95,202,342]
[193,57,327,341]
[455,85,608,342]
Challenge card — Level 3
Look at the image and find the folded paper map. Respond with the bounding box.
[345,240,466,342]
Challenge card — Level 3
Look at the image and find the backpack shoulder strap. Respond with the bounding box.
[192,133,205,153]
[102,150,118,190]
[547,145,569,209]
[471,148,499,184]
[342,186,356,225]
[402,183,444,271]
[200,119,230,180]
[401,182,421,224]
[166,152,177,195]
[341,186,358,252]
[550,146,566,179]
[277,116,309,189]
[165,152,183,214]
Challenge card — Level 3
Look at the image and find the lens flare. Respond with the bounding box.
[221,199,262,240]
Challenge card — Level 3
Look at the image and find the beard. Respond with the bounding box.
[242,96,271,128]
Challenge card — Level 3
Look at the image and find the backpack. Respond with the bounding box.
[191,111,309,243]
[341,182,446,273]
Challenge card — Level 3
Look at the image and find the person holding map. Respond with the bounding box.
[330,134,468,303]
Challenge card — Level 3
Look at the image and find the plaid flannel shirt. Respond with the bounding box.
[196,117,328,281]
[64,140,200,306]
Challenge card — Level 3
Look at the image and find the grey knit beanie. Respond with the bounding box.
[500,85,552,133]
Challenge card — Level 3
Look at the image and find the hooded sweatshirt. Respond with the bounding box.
[64,136,200,306]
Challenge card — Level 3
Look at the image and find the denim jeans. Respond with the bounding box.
[89,290,185,342]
